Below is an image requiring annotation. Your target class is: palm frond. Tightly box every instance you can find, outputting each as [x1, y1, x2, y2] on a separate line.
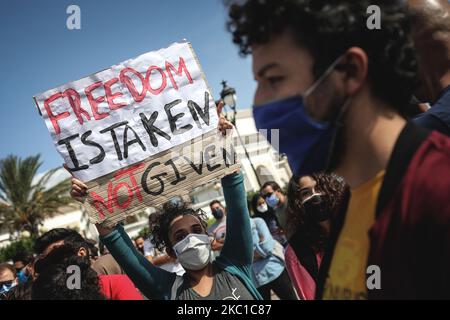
[0, 155, 72, 237]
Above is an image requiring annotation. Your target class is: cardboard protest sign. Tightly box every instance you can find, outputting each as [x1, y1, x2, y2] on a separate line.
[34, 41, 239, 226]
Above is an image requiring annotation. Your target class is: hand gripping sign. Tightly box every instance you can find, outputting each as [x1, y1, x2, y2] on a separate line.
[34, 41, 239, 226]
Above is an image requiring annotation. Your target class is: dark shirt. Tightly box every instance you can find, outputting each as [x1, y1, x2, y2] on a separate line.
[414, 85, 450, 136]
[177, 264, 254, 300]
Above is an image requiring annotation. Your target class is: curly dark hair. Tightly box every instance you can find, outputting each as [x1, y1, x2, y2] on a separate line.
[287, 172, 346, 251]
[150, 200, 209, 252]
[32, 244, 104, 300]
[227, 0, 418, 113]
[34, 228, 87, 254]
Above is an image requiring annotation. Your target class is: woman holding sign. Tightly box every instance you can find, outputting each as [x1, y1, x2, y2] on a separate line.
[70, 105, 262, 300]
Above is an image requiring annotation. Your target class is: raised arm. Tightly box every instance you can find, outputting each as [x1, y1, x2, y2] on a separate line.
[219, 171, 253, 267]
[99, 224, 176, 300]
[69, 176, 176, 300]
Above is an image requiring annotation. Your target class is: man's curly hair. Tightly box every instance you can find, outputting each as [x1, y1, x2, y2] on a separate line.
[32, 244, 104, 300]
[287, 172, 346, 251]
[226, 0, 418, 113]
[150, 200, 209, 251]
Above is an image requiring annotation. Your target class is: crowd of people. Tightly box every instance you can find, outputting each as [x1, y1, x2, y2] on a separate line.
[0, 170, 346, 300]
[2, 0, 450, 300]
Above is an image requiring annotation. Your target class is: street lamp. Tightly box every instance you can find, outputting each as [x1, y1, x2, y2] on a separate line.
[220, 80, 262, 188]
[220, 80, 237, 109]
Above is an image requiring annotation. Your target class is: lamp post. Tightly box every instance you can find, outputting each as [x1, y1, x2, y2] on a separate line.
[220, 81, 262, 188]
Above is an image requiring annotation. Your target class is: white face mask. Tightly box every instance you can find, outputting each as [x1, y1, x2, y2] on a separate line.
[173, 234, 211, 271]
[257, 203, 268, 213]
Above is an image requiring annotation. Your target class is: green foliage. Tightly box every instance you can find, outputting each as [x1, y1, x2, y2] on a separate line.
[138, 227, 150, 239]
[0, 154, 74, 237]
[0, 237, 35, 263]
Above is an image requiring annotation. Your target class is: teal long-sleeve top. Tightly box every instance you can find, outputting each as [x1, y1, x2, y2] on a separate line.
[100, 172, 262, 300]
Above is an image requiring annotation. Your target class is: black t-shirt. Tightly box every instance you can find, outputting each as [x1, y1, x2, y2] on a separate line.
[177, 265, 254, 300]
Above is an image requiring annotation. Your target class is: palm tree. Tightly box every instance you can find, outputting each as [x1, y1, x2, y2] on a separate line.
[0, 155, 74, 238]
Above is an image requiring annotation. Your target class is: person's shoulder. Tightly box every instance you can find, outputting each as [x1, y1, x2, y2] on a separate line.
[95, 253, 121, 265]
[252, 217, 266, 226]
[92, 253, 112, 268]
[207, 222, 217, 233]
[96, 253, 113, 261]
[98, 274, 112, 288]
[99, 274, 133, 288]
[99, 274, 120, 281]
[415, 131, 450, 172]
[406, 132, 450, 217]
[99, 274, 144, 300]
[414, 112, 450, 135]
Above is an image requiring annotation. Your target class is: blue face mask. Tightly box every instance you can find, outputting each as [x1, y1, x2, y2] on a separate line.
[253, 56, 350, 176]
[17, 268, 29, 283]
[0, 281, 16, 296]
[265, 193, 280, 208]
[212, 208, 224, 220]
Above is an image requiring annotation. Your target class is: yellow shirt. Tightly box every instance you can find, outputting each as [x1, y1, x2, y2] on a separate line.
[323, 171, 385, 300]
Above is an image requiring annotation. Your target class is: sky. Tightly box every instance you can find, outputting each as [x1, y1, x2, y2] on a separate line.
[0, 0, 256, 173]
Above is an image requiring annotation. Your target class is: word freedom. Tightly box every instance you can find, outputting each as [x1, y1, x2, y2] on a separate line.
[43, 56, 194, 135]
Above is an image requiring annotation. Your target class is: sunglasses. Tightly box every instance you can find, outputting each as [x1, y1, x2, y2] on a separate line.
[0, 280, 14, 287]
[262, 192, 274, 199]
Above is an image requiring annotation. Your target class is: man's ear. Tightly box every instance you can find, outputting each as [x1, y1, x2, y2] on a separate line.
[341, 47, 369, 96]
[78, 247, 88, 257]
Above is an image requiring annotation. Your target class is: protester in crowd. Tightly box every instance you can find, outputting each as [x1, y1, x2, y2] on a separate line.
[409, 0, 450, 135]
[0, 263, 18, 299]
[227, 0, 450, 299]
[251, 194, 287, 246]
[99, 241, 110, 255]
[286, 173, 346, 299]
[144, 213, 185, 277]
[91, 239, 125, 275]
[12, 252, 31, 273]
[134, 236, 145, 255]
[91, 251, 125, 275]
[12, 252, 33, 284]
[33, 228, 142, 299]
[34, 227, 85, 257]
[71, 173, 261, 300]
[260, 181, 289, 233]
[33, 242, 143, 300]
[3, 280, 33, 300]
[250, 216, 297, 300]
[86, 239, 99, 263]
[207, 200, 227, 253]
[32, 245, 105, 300]
[69, 109, 262, 300]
